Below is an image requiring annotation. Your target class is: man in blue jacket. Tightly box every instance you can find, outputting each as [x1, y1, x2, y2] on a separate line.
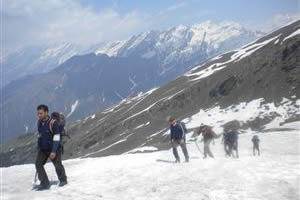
[35, 105, 67, 191]
[169, 117, 189, 163]
[226, 129, 239, 158]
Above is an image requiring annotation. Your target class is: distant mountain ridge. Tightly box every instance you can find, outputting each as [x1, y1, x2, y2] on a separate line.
[2, 21, 263, 87]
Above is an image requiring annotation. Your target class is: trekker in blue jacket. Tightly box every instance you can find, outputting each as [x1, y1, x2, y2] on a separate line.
[169, 117, 189, 163]
[225, 129, 239, 158]
[35, 105, 67, 191]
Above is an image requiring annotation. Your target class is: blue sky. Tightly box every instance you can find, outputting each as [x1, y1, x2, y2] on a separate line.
[3, 0, 300, 50]
[78, 0, 299, 27]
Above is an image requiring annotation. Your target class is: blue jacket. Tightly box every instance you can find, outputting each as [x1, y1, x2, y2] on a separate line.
[226, 131, 239, 144]
[37, 116, 61, 153]
[170, 122, 186, 141]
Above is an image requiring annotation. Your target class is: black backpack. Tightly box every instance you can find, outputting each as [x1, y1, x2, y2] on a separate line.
[50, 112, 70, 151]
[252, 135, 259, 143]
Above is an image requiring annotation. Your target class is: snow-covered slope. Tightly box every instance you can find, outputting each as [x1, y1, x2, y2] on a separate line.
[2, 128, 299, 200]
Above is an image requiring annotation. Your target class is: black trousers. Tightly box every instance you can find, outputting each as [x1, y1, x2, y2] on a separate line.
[172, 139, 189, 161]
[35, 150, 67, 185]
[253, 143, 260, 155]
[228, 141, 239, 158]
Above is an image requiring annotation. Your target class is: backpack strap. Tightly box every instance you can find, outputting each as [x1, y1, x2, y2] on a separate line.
[179, 123, 185, 137]
[37, 120, 41, 136]
[49, 119, 56, 134]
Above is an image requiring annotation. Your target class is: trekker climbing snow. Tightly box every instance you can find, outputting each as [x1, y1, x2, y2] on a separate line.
[221, 132, 231, 157]
[225, 129, 239, 158]
[197, 124, 220, 159]
[34, 105, 67, 191]
[252, 135, 260, 156]
[169, 117, 189, 163]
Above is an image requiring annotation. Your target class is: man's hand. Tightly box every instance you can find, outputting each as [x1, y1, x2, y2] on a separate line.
[179, 139, 185, 144]
[49, 152, 56, 160]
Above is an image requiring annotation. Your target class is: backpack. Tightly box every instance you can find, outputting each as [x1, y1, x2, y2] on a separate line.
[227, 131, 238, 143]
[178, 121, 188, 133]
[252, 135, 259, 143]
[200, 125, 219, 139]
[49, 112, 70, 151]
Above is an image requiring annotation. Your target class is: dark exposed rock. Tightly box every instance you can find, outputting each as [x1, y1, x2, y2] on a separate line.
[209, 76, 238, 98]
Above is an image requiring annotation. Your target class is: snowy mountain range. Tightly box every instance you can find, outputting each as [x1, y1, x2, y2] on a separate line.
[1, 20, 299, 167]
[1, 21, 264, 141]
[2, 21, 263, 87]
[96, 21, 264, 72]
[1, 42, 98, 87]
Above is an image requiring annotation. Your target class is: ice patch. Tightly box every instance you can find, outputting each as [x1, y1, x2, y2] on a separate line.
[278, 121, 300, 130]
[165, 89, 185, 100]
[95, 40, 126, 57]
[83, 139, 127, 158]
[283, 28, 300, 42]
[24, 125, 29, 133]
[185, 35, 280, 81]
[67, 100, 79, 118]
[147, 129, 167, 139]
[133, 122, 150, 130]
[129, 77, 138, 91]
[128, 146, 158, 153]
[209, 55, 223, 61]
[230, 35, 281, 62]
[142, 50, 156, 59]
[184, 98, 299, 133]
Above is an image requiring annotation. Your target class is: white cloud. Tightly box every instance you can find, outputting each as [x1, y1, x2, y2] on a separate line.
[166, 2, 186, 12]
[2, 0, 151, 50]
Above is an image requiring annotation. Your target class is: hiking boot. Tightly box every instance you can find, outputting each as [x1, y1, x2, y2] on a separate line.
[36, 184, 50, 191]
[175, 159, 181, 163]
[58, 181, 68, 187]
[185, 158, 189, 163]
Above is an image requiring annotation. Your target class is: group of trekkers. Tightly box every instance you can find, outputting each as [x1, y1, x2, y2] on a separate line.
[168, 117, 261, 163]
[33, 104, 261, 191]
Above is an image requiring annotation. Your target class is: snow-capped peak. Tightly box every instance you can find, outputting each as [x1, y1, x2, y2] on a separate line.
[94, 21, 263, 70]
[95, 40, 126, 57]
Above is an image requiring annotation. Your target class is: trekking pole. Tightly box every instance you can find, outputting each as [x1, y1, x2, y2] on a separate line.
[33, 171, 38, 185]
